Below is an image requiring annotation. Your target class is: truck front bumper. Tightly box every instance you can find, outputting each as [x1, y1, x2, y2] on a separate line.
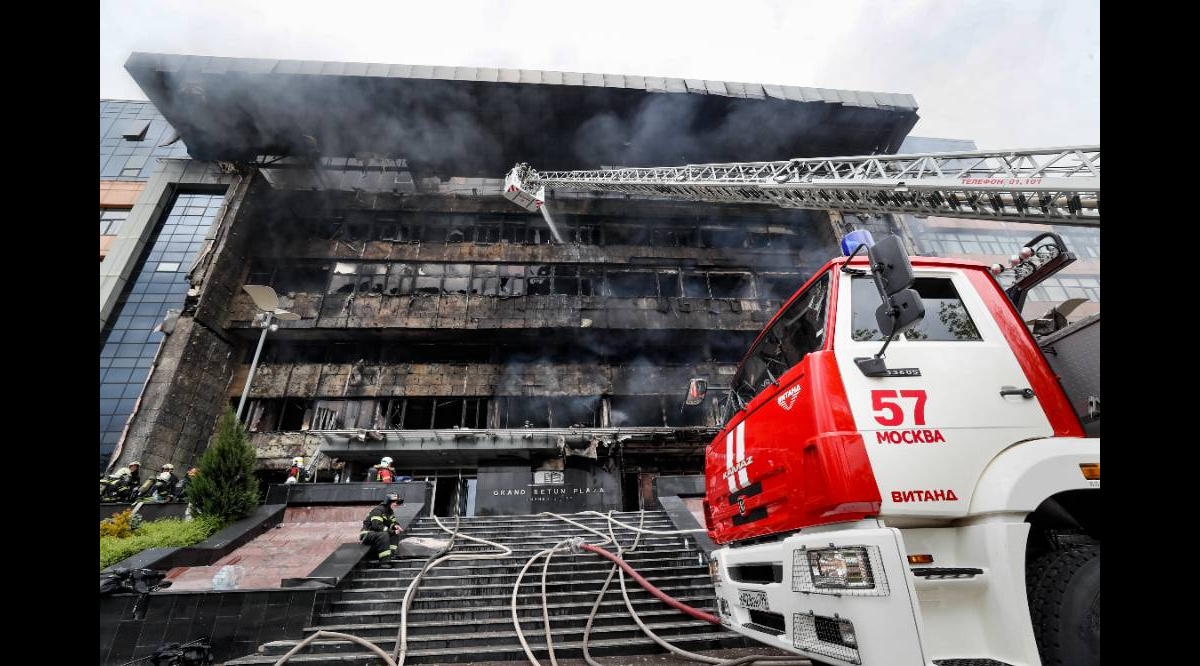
[711, 521, 927, 666]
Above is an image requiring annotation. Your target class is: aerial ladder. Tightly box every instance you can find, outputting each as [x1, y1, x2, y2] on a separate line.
[502, 145, 1101, 666]
[503, 145, 1099, 226]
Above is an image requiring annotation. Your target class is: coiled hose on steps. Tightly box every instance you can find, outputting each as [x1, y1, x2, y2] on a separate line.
[274, 508, 807, 666]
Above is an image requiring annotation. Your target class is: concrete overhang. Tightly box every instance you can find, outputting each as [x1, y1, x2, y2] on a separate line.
[307, 427, 718, 465]
[125, 53, 919, 177]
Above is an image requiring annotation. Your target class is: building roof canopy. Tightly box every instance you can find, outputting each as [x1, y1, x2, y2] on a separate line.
[125, 53, 919, 177]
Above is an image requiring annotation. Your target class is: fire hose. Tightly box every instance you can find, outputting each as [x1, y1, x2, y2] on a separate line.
[513, 511, 808, 666]
[274, 508, 805, 665]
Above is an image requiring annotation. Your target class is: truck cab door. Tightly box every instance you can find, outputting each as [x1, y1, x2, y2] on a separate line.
[833, 267, 1055, 518]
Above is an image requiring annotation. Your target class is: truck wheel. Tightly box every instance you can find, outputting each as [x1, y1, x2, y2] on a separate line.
[1026, 544, 1100, 666]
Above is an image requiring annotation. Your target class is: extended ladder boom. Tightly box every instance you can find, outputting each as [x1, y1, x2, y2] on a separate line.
[504, 146, 1099, 226]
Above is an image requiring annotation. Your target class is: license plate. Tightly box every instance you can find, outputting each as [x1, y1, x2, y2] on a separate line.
[738, 589, 769, 611]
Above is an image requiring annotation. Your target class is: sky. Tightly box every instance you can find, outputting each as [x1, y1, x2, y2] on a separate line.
[100, 0, 1099, 151]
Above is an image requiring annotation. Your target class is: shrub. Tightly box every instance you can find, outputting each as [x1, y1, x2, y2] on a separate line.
[99, 509, 135, 538]
[99, 515, 226, 570]
[188, 408, 260, 521]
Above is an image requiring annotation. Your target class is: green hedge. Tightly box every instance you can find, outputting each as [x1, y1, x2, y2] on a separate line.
[100, 515, 227, 570]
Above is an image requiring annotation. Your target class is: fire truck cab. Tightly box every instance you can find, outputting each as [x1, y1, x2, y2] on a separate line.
[700, 233, 1100, 666]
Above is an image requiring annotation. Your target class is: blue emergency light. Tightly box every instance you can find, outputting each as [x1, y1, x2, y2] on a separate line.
[841, 230, 875, 257]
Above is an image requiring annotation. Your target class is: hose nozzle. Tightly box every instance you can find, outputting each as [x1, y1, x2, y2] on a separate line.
[567, 537, 586, 553]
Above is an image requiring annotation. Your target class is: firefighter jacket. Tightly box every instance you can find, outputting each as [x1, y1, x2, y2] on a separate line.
[108, 467, 140, 487]
[362, 503, 397, 533]
[152, 471, 179, 494]
[368, 464, 396, 483]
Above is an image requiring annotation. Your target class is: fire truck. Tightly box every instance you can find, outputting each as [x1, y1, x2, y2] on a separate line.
[504, 146, 1100, 666]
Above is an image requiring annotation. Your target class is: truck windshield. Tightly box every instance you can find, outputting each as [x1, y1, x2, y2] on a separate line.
[726, 272, 830, 420]
[851, 276, 982, 342]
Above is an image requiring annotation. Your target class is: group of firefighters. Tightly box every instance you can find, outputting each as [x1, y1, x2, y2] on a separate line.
[103, 455, 414, 567]
[283, 456, 412, 485]
[99, 461, 197, 503]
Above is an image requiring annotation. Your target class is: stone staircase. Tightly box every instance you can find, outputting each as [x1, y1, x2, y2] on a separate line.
[226, 510, 748, 664]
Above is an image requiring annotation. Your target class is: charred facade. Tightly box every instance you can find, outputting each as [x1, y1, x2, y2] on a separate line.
[106, 54, 923, 515]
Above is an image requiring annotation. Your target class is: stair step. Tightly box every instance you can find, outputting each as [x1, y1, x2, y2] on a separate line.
[318, 594, 718, 624]
[227, 629, 746, 664]
[342, 573, 710, 595]
[346, 563, 706, 585]
[310, 607, 704, 636]
[330, 581, 713, 607]
[262, 619, 722, 655]
[348, 555, 706, 579]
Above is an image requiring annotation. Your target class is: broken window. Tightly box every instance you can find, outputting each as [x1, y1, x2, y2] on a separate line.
[386, 264, 414, 295]
[276, 266, 330, 293]
[415, 264, 443, 295]
[501, 397, 551, 428]
[471, 265, 498, 295]
[345, 223, 367, 242]
[575, 223, 598, 245]
[682, 272, 710, 298]
[652, 228, 683, 247]
[607, 270, 657, 297]
[502, 221, 527, 244]
[580, 267, 602, 296]
[310, 400, 344, 430]
[606, 224, 650, 246]
[475, 223, 501, 243]
[402, 398, 434, 429]
[609, 396, 665, 427]
[432, 398, 488, 428]
[376, 221, 399, 241]
[700, 227, 747, 249]
[121, 120, 150, 141]
[526, 265, 552, 296]
[423, 225, 447, 243]
[709, 272, 754, 299]
[657, 270, 681, 298]
[666, 395, 710, 427]
[278, 398, 309, 430]
[499, 265, 525, 296]
[361, 264, 387, 294]
[552, 265, 578, 295]
[548, 396, 600, 427]
[443, 264, 471, 294]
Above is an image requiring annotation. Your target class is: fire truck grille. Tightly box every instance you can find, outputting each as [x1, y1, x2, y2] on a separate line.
[792, 612, 862, 665]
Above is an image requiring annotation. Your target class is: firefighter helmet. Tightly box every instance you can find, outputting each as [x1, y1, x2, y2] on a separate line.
[162, 463, 174, 471]
[293, 457, 304, 465]
[385, 492, 400, 503]
[129, 461, 141, 468]
[381, 456, 393, 466]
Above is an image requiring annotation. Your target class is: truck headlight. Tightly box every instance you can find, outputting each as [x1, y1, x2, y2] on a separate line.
[807, 547, 875, 590]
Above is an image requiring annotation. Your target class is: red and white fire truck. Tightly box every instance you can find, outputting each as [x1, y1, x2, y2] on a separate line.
[698, 231, 1099, 666]
[504, 146, 1101, 666]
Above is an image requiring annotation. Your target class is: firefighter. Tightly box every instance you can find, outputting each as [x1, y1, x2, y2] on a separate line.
[175, 467, 198, 500]
[368, 456, 396, 483]
[141, 464, 179, 501]
[100, 461, 141, 501]
[359, 492, 404, 567]
[285, 457, 307, 484]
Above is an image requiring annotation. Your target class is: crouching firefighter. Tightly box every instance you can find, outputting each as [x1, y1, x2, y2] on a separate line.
[360, 492, 404, 567]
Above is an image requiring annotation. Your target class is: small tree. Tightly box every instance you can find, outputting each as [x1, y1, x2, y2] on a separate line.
[188, 408, 259, 521]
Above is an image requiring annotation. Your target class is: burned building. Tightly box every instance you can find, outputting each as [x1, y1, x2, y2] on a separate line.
[103, 53, 921, 515]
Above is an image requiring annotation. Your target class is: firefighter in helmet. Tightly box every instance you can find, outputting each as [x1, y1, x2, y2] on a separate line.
[100, 460, 141, 501]
[141, 464, 179, 501]
[368, 456, 396, 483]
[285, 457, 306, 484]
[359, 492, 404, 567]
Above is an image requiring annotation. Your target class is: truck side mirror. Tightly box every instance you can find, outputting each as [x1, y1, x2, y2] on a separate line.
[685, 378, 708, 406]
[875, 288, 925, 336]
[869, 235, 916, 296]
[855, 235, 926, 377]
